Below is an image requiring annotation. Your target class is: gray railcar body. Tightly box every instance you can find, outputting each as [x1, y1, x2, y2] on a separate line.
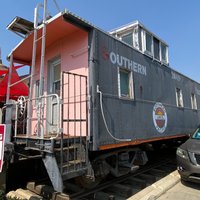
[88, 29, 200, 150]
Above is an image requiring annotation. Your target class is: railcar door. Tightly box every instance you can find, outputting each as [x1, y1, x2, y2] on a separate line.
[47, 58, 61, 135]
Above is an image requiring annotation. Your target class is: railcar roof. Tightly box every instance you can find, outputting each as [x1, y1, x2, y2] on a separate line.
[6, 9, 200, 84]
[8, 9, 169, 64]
[7, 10, 94, 65]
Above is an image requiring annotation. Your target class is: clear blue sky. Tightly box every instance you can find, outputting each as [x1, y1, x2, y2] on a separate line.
[0, 0, 199, 83]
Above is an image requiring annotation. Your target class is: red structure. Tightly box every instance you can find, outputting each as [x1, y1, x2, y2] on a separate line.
[0, 65, 29, 102]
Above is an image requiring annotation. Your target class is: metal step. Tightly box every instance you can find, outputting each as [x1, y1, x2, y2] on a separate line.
[61, 160, 88, 180]
[62, 167, 88, 180]
[55, 143, 86, 164]
[54, 144, 81, 152]
[61, 160, 86, 170]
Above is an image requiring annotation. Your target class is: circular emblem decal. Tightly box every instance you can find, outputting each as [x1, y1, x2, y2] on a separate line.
[153, 102, 167, 133]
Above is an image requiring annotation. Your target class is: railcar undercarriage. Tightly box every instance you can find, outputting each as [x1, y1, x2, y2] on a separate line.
[3, 140, 148, 191]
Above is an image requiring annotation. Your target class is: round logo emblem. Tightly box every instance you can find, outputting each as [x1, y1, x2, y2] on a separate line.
[153, 102, 167, 133]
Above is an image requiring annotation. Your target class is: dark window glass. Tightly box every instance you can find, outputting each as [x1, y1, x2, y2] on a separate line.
[53, 80, 60, 95]
[145, 32, 152, 53]
[153, 37, 160, 60]
[161, 43, 167, 63]
[191, 93, 197, 110]
[53, 64, 61, 95]
[122, 33, 133, 46]
[120, 70, 129, 97]
[176, 88, 184, 107]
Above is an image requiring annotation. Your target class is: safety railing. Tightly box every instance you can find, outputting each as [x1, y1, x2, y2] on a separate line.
[13, 94, 61, 140]
[61, 71, 88, 175]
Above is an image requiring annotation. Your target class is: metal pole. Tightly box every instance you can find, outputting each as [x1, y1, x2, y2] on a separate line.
[10, 74, 31, 87]
[5, 54, 13, 143]
[39, 0, 47, 98]
[38, 0, 47, 138]
[6, 54, 13, 104]
[60, 72, 64, 175]
[27, 4, 43, 136]
[53, 0, 60, 12]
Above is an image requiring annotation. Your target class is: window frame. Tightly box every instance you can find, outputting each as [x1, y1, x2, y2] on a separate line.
[143, 31, 153, 56]
[121, 32, 134, 47]
[133, 27, 140, 50]
[191, 93, 197, 110]
[153, 37, 160, 61]
[142, 29, 169, 65]
[161, 42, 168, 64]
[52, 63, 61, 95]
[118, 68, 134, 100]
[48, 58, 61, 96]
[176, 88, 184, 108]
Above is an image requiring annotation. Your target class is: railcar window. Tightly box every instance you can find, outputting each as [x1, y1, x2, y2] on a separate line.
[118, 68, 134, 99]
[53, 63, 61, 95]
[121, 33, 133, 46]
[191, 93, 197, 110]
[145, 31, 152, 55]
[153, 37, 160, 60]
[176, 88, 184, 107]
[161, 43, 168, 63]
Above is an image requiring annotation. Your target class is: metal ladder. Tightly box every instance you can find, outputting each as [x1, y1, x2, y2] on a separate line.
[27, 0, 47, 138]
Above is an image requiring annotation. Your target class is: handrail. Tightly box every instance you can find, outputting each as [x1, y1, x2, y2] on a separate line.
[12, 94, 61, 140]
[35, 93, 60, 139]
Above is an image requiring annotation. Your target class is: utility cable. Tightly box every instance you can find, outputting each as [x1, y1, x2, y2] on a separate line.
[97, 85, 131, 142]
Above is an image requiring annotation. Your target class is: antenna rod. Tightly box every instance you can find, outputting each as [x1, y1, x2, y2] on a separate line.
[53, 0, 60, 12]
[0, 48, 2, 64]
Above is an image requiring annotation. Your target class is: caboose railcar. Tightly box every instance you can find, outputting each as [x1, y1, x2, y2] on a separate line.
[1, 1, 200, 193]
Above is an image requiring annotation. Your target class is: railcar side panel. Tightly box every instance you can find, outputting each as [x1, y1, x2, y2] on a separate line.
[90, 30, 200, 149]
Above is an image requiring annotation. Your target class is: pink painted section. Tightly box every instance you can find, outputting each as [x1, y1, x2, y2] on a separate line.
[30, 27, 88, 137]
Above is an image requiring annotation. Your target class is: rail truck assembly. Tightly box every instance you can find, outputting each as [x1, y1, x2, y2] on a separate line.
[0, 0, 200, 193]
